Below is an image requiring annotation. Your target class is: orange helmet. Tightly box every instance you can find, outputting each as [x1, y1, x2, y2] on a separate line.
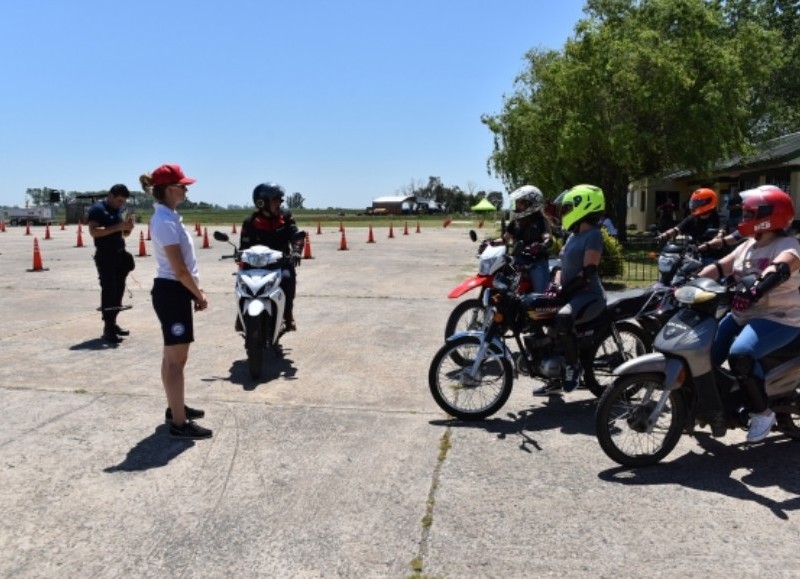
[689, 188, 718, 216]
[737, 186, 795, 237]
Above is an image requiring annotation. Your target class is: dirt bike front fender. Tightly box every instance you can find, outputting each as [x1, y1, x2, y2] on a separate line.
[446, 331, 513, 362]
[448, 276, 492, 299]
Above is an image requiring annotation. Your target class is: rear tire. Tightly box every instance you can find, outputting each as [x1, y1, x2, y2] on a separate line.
[428, 335, 513, 420]
[595, 372, 686, 467]
[584, 321, 651, 397]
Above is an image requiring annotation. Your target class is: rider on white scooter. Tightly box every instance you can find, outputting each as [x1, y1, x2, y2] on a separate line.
[698, 185, 800, 442]
[239, 182, 302, 331]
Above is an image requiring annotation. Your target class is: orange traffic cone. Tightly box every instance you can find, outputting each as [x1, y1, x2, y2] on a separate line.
[478, 218, 484, 228]
[44, 224, 51, 240]
[443, 216, 452, 228]
[196, 222, 202, 237]
[27, 237, 48, 272]
[202, 227, 210, 249]
[388, 223, 395, 238]
[138, 231, 148, 257]
[60, 222, 65, 231]
[339, 221, 344, 233]
[0, 220, 5, 232]
[317, 221, 322, 235]
[367, 225, 375, 243]
[75, 225, 84, 247]
[339, 228, 349, 251]
[232, 222, 237, 234]
[146, 224, 151, 240]
[416, 221, 421, 233]
[25, 221, 31, 235]
[303, 232, 314, 259]
[403, 221, 409, 235]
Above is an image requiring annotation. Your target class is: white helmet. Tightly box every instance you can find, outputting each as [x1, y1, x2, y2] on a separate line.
[509, 185, 544, 220]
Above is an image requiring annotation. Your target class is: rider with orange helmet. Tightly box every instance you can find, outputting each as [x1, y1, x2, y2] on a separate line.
[699, 185, 800, 443]
[659, 188, 723, 245]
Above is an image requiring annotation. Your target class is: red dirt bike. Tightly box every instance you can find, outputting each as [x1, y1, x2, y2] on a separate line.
[444, 230, 558, 340]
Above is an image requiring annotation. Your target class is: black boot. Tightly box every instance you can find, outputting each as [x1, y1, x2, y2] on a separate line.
[102, 323, 123, 343]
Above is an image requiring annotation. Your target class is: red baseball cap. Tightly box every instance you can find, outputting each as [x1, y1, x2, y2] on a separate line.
[151, 164, 196, 187]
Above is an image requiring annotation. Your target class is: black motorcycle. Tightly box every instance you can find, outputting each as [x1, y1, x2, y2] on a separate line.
[428, 264, 652, 420]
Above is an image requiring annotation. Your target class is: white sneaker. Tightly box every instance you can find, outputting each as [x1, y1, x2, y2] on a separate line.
[747, 410, 776, 443]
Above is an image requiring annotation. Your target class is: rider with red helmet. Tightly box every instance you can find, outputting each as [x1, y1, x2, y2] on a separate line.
[700, 186, 800, 442]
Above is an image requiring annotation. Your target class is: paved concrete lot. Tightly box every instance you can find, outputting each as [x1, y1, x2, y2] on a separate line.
[1, 221, 800, 577]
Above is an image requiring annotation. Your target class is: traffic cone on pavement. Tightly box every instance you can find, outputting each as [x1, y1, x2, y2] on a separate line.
[339, 228, 349, 251]
[146, 224, 151, 240]
[303, 232, 313, 259]
[75, 225, 84, 247]
[27, 237, 48, 272]
[388, 223, 395, 238]
[196, 222, 202, 237]
[232, 222, 237, 234]
[138, 231, 148, 257]
[403, 221, 409, 235]
[317, 221, 322, 235]
[443, 216, 452, 228]
[202, 227, 210, 249]
[44, 223, 51, 240]
[367, 225, 375, 243]
[25, 221, 31, 235]
[478, 218, 484, 228]
[0, 220, 5, 232]
[60, 222, 65, 231]
[416, 221, 421, 233]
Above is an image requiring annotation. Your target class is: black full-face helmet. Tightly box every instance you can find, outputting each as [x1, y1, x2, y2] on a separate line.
[253, 182, 285, 210]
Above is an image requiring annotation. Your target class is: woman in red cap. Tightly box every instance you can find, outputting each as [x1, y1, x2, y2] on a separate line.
[140, 164, 211, 439]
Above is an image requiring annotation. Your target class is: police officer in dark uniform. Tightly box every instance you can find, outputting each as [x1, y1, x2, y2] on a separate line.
[87, 184, 135, 343]
[240, 182, 301, 331]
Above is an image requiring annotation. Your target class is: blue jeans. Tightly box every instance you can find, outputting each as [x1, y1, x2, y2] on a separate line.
[526, 259, 551, 293]
[712, 313, 800, 378]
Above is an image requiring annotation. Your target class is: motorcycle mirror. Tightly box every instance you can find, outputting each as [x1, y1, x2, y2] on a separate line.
[213, 231, 230, 242]
[469, 230, 477, 242]
[292, 230, 307, 243]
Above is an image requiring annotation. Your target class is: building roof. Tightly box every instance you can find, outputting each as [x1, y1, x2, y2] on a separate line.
[662, 131, 800, 180]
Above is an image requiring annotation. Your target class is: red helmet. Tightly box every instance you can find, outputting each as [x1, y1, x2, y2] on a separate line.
[689, 188, 718, 216]
[737, 186, 795, 237]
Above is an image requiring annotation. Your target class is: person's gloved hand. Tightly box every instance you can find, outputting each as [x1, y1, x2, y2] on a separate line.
[732, 288, 758, 312]
[291, 252, 302, 267]
[529, 242, 546, 258]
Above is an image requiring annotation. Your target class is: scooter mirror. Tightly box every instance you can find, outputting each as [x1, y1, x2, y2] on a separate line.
[469, 230, 477, 242]
[292, 231, 307, 243]
[214, 231, 230, 242]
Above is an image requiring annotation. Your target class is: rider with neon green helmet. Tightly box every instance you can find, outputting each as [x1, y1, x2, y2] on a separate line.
[532, 184, 607, 395]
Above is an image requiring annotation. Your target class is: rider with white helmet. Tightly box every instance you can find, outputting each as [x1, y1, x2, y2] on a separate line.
[501, 185, 553, 293]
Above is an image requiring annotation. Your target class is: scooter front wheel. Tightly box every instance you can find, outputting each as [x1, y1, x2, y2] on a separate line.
[595, 372, 686, 467]
[245, 315, 264, 379]
[428, 335, 513, 421]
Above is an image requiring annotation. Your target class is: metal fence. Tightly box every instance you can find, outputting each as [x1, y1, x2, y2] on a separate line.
[606, 237, 660, 282]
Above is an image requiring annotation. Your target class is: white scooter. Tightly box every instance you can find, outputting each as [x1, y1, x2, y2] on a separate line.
[214, 231, 304, 379]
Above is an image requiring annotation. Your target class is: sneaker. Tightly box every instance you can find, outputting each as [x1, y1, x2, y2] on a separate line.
[563, 364, 583, 393]
[165, 405, 205, 422]
[113, 325, 130, 336]
[533, 383, 563, 396]
[747, 410, 776, 443]
[169, 420, 213, 439]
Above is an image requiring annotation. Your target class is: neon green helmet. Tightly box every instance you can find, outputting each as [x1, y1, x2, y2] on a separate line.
[559, 184, 605, 231]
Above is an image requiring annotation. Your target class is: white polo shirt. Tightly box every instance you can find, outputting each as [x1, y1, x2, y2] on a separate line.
[150, 203, 200, 285]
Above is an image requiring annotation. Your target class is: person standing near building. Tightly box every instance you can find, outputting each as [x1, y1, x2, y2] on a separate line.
[87, 184, 135, 343]
[140, 164, 211, 439]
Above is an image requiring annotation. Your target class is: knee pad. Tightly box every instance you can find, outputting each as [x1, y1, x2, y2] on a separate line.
[554, 314, 574, 336]
[728, 353, 755, 378]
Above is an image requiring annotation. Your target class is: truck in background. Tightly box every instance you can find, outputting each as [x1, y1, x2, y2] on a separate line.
[3, 206, 57, 226]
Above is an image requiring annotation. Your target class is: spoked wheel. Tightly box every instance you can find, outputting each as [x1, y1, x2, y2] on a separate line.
[584, 321, 651, 397]
[444, 298, 486, 339]
[245, 315, 264, 379]
[428, 335, 513, 421]
[595, 372, 686, 467]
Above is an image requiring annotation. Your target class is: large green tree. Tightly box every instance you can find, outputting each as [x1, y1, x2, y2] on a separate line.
[483, 0, 785, 238]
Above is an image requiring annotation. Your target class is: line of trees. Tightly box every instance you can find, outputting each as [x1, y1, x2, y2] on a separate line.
[482, 0, 800, 240]
[398, 177, 504, 214]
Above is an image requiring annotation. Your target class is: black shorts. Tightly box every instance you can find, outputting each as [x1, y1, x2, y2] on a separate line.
[151, 278, 194, 345]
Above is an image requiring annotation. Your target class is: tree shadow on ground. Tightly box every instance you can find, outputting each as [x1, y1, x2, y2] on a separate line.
[598, 433, 800, 519]
[104, 424, 194, 472]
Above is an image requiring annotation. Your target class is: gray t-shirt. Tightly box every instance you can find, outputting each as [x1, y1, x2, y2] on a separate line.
[560, 226, 605, 297]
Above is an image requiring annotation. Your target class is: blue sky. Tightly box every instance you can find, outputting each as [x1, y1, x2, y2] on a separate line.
[0, 1, 587, 209]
